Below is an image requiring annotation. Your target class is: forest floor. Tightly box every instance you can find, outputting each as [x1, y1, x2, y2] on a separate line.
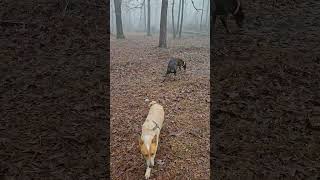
[110, 34, 210, 179]
[212, 0, 320, 179]
[2, 0, 319, 179]
[1, 1, 108, 179]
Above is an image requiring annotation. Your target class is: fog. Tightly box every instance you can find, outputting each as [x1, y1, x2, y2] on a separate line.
[110, 0, 210, 36]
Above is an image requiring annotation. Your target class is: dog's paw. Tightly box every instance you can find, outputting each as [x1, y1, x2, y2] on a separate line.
[145, 167, 151, 179]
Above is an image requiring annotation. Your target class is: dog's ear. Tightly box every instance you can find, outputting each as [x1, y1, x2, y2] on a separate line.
[151, 135, 157, 144]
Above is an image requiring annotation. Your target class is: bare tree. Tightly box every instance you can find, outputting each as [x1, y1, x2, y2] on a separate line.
[147, 0, 151, 36]
[178, 0, 185, 38]
[172, 0, 176, 38]
[176, 0, 182, 36]
[205, 0, 209, 29]
[110, 1, 115, 34]
[128, 10, 131, 28]
[139, 1, 143, 28]
[114, 0, 125, 39]
[200, 0, 205, 30]
[159, 0, 168, 48]
[144, 0, 146, 31]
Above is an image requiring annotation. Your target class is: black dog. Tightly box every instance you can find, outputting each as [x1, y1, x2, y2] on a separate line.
[162, 58, 186, 82]
[213, 0, 245, 34]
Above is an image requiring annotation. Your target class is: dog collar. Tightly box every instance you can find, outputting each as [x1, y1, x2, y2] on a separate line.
[152, 121, 160, 131]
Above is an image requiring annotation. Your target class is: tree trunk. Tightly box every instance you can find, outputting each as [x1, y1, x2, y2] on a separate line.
[128, 11, 131, 30]
[172, 0, 176, 38]
[144, 0, 146, 32]
[147, 0, 151, 36]
[114, 0, 125, 39]
[110, 2, 114, 34]
[176, 0, 182, 36]
[178, 0, 184, 38]
[200, 0, 205, 31]
[205, 0, 209, 30]
[159, 0, 168, 48]
[140, 2, 143, 29]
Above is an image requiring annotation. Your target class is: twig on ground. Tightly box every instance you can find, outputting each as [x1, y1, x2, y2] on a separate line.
[0, 20, 25, 25]
[169, 130, 185, 137]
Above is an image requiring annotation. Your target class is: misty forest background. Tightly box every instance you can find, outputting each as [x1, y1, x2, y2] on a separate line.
[110, 0, 210, 46]
[110, 0, 211, 179]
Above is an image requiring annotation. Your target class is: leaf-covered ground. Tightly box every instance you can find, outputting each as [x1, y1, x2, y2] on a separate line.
[110, 34, 210, 179]
[212, 0, 320, 178]
[1, 1, 108, 178]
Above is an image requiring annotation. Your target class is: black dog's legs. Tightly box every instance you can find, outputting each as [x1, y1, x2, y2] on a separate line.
[164, 71, 169, 77]
[220, 16, 230, 34]
[173, 71, 177, 81]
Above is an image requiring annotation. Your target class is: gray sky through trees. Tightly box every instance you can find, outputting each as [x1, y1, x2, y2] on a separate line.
[110, 0, 210, 36]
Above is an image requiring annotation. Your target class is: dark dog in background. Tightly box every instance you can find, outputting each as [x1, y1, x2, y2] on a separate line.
[162, 58, 186, 82]
[213, 0, 245, 33]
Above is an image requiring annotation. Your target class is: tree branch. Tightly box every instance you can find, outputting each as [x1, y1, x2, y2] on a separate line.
[125, 0, 145, 10]
[190, 0, 203, 12]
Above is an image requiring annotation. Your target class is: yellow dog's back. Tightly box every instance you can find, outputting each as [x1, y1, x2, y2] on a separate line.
[145, 101, 164, 130]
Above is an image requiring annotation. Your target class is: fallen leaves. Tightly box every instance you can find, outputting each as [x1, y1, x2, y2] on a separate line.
[212, 0, 320, 177]
[111, 33, 210, 179]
